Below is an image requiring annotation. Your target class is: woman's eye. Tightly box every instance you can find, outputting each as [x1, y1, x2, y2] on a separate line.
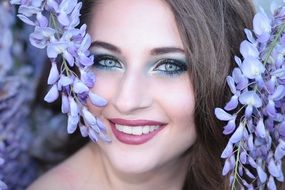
[93, 55, 122, 70]
[153, 59, 187, 76]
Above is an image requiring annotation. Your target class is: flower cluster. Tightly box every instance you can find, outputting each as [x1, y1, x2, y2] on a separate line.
[215, 3, 285, 190]
[0, 2, 39, 189]
[10, 0, 111, 143]
[0, 1, 14, 79]
[0, 77, 39, 190]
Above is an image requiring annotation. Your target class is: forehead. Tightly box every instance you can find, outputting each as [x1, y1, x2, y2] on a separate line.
[88, 0, 184, 50]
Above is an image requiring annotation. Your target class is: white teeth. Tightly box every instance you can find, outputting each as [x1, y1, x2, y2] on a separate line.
[132, 127, 143, 135]
[115, 124, 160, 135]
[142, 126, 150, 134]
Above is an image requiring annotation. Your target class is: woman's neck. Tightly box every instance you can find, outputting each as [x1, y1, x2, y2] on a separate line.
[87, 143, 189, 190]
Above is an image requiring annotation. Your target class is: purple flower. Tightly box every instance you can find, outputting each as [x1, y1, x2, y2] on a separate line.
[29, 26, 56, 49]
[239, 91, 262, 108]
[10, 0, 112, 145]
[274, 140, 285, 160]
[215, 3, 285, 189]
[240, 40, 259, 58]
[44, 84, 59, 103]
[61, 94, 69, 113]
[253, 11, 271, 39]
[256, 119, 266, 138]
[214, 108, 234, 121]
[89, 91, 108, 107]
[268, 158, 280, 178]
[221, 142, 233, 159]
[229, 123, 244, 144]
[47, 61, 59, 85]
[267, 175, 277, 190]
[257, 165, 267, 183]
[240, 57, 265, 79]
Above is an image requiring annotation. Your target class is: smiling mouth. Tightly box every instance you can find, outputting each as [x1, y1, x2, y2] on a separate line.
[109, 118, 166, 145]
[115, 125, 161, 135]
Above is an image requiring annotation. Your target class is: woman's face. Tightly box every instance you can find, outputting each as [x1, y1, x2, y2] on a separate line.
[88, 0, 197, 174]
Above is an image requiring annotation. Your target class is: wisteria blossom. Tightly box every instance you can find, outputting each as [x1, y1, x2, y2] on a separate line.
[0, 1, 40, 189]
[10, 0, 110, 144]
[215, 3, 285, 190]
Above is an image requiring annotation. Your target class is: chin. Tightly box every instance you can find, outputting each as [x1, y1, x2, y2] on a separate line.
[102, 143, 161, 175]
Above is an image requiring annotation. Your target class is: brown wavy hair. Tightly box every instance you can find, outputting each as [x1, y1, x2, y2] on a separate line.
[80, 0, 255, 189]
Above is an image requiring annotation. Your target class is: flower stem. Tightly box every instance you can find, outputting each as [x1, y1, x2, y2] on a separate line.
[63, 59, 70, 77]
[50, 13, 61, 39]
[231, 141, 242, 190]
[263, 22, 285, 65]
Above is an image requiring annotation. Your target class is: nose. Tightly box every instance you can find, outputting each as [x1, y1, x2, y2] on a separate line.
[112, 71, 152, 114]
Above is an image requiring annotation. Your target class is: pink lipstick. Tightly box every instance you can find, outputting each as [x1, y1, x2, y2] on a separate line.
[109, 118, 166, 145]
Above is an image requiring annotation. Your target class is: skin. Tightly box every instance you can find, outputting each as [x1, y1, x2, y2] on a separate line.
[28, 0, 197, 189]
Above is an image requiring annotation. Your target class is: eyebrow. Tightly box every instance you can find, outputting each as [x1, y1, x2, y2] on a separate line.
[90, 41, 185, 55]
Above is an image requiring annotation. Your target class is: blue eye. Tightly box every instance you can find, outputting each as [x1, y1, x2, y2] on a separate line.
[154, 59, 187, 76]
[93, 54, 122, 70]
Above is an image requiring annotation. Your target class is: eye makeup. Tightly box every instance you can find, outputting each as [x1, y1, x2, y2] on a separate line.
[92, 54, 123, 71]
[91, 52, 188, 78]
[152, 58, 188, 77]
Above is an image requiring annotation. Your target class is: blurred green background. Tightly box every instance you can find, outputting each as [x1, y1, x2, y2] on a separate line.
[253, 0, 283, 13]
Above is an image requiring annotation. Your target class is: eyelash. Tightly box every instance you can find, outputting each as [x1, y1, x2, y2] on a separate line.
[93, 54, 123, 71]
[92, 54, 188, 76]
[153, 59, 188, 76]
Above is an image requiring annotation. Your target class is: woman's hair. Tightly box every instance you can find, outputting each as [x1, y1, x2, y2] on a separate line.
[80, 0, 255, 189]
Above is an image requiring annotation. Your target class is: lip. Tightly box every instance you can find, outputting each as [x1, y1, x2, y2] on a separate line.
[109, 118, 166, 126]
[109, 118, 166, 145]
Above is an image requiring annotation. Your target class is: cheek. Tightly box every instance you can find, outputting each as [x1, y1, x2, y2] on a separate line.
[86, 71, 119, 118]
[91, 71, 121, 103]
[152, 77, 195, 122]
[152, 77, 196, 143]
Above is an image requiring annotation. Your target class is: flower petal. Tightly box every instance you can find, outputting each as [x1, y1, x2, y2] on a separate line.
[96, 118, 107, 131]
[222, 159, 232, 176]
[47, 62, 59, 85]
[221, 142, 233, 158]
[89, 91, 108, 107]
[214, 108, 233, 121]
[271, 85, 285, 101]
[244, 28, 256, 44]
[229, 123, 244, 144]
[245, 168, 255, 179]
[63, 50, 74, 67]
[79, 123, 88, 137]
[224, 95, 238, 111]
[88, 127, 99, 143]
[279, 122, 285, 137]
[36, 12, 48, 27]
[61, 94, 70, 113]
[266, 100, 276, 117]
[241, 57, 265, 79]
[69, 97, 79, 117]
[67, 115, 79, 134]
[57, 12, 70, 26]
[240, 40, 259, 58]
[17, 14, 35, 26]
[226, 76, 236, 94]
[253, 12, 271, 36]
[267, 175, 277, 190]
[256, 119, 266, 138]
[257, 165, 267, 183]
[274, 140, 285, 160]
[223, 119, 236, 135]
[268, 159, 280, 178]
[44, 84, 59, 103]
[239, 91, 262, 108]
[73, 80, 89, 94]
[240, 151, 247, 164]
[82, 107, 96, 126]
